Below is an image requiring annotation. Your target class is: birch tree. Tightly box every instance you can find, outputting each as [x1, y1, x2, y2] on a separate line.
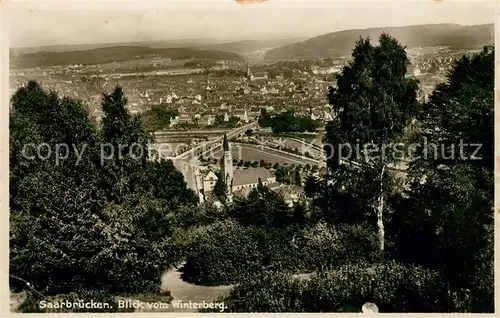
[323, 34, 419, 251]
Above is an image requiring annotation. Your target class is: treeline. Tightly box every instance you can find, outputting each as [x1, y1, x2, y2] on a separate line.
[201, 69, 247, 77]
[259, 109, 319, 133]
[265, 59, 339, 77]
[206, 114, 240, 129]
[184, 59, 219, 68]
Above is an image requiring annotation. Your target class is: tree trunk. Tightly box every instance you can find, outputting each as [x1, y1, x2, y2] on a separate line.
[376, 165, 386, 251]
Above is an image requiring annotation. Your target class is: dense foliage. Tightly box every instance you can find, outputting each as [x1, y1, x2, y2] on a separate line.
[9, 34, 494, 314]
[208, 261, 449, 312]
[181, 215, 381, 286]
[10, 82, 196, 303]
[195, 40, 494, 313]
[259, 109, 319, 133]
[388, 46, 494, 312]
[140, 105, 179, 132]
[231, 181, 295, 227]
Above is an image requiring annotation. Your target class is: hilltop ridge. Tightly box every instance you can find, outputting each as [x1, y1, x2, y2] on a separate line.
[264, 23, 494, 60]
[10, 46, 245, 69]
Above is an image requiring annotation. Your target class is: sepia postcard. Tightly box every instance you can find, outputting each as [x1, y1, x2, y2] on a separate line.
[1, 0, 498, 315]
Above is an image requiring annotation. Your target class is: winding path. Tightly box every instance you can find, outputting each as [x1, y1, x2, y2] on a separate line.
[160, 265, 233, 312]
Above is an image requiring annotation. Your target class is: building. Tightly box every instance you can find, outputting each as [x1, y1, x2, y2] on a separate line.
[220, 134, 234, 202]
[233, 109, 249, 123]
[203, 171, 218, 193]
[202, 136, 273, 199]
[232, 167, 276, 192]
[246, 63, 268, 82]
[272, 184, 305, 207]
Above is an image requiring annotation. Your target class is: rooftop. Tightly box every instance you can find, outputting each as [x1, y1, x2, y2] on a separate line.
[232, 167, 274, 187]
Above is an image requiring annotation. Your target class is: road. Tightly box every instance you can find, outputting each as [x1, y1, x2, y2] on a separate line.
[286, 137, 323, 152]
[154, 129, 234, 137]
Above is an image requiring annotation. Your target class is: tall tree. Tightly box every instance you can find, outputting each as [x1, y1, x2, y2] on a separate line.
[324, 34, 419, 251]
[294, 168, 302, 186]
[10, 82, 195, 300]
[303, 176, 318, 199]
[232, 181, 292, 227]
[389, 46, 494, 312]
[213, 172, 228, 201]
[99, 86, 150, 202]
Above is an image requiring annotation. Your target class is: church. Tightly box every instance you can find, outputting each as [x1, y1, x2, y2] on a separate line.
[202, 135, 304, 206]
[203, 135, 276, 201]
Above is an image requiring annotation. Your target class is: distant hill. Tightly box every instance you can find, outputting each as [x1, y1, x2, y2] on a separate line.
[10, 39, 226, 56]
[11, 46, 245, 69]
[264, 24, 494, 61]
[197, 39, 305, 53]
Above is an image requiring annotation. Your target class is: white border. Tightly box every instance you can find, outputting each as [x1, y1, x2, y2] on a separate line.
[1, 1, 498, 317]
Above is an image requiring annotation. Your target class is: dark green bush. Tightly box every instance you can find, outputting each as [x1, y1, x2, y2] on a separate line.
[297, 222, 381, 271]
[247, 226, 301, 273]
[215, 261, 448, 312]
[203, 271, 308, 312]
[181, 220, 264, 285]
[305, 261, 447, 312]
[182, 220, 383, 286]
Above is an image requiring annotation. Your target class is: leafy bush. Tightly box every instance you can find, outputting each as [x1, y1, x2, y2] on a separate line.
[181, 220, 264, 286]
[180, 218, 306, 285]
[259, 110, 318, 133]
[297, 222, 381, 271]
[231, 183, 294, 228]
[203, 271, 308, 313]
[247, 226, 301, 273]
[306, 261, 447, 312]
[140, 106, 179, 132]
[215, 261, 448, 312]
[181, 217, 383, 286]
[181, 217, 384, 286]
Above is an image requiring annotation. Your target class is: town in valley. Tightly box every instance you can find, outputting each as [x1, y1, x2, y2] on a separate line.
[8, 4, 495, 313]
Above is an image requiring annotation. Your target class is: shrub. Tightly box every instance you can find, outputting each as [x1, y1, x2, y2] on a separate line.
[181, 219, 303, 285]
[306, 261, 447, 312]
[297, 222, 381, 271]
[249, 226, 301, 273]
[231, 183, 294, 228]
[216, 261, 448, 312]
[204, 271, 308, 312]
[181, 220, 264, 286]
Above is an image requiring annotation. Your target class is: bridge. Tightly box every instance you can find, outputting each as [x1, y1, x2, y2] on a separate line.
[173, 122, 258, 161]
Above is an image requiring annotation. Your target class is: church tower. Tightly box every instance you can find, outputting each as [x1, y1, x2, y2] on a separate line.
[220, 134, 234, 199]
[246, 62, 252, 80]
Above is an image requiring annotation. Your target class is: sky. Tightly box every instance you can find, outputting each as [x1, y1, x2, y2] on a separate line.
[5, 0, 497, 48]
